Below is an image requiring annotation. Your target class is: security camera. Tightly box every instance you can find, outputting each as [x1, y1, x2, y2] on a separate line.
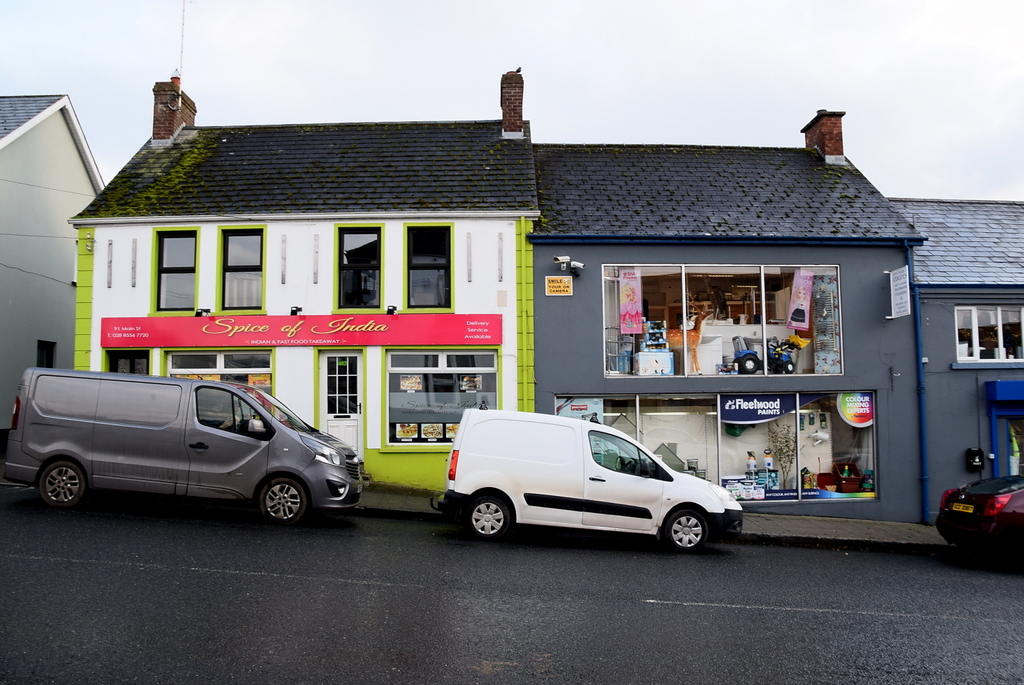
[570, 261, 585, 270]
[553, 256, 570, 263]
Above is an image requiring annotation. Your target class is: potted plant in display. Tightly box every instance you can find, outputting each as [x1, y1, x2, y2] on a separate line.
[768, 422, 796, 489]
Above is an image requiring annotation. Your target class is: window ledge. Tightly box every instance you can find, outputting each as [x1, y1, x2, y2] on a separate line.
[952, 361, 1024, 369]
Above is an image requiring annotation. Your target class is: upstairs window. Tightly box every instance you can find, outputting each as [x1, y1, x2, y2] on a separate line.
[956, 306, 1023, 361]
[157, 231, 196, 311]
[603, 264, 842, 377]
[338, 228, 381, 309]
[407, 226, 450, 308]
[222, 230, 263, 310]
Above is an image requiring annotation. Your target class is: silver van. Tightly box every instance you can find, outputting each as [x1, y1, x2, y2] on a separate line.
[4, 368, 362, 524]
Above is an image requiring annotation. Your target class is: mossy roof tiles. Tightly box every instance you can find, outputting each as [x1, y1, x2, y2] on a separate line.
[532, 144, 918, 240]
[77, 121, 537, 218]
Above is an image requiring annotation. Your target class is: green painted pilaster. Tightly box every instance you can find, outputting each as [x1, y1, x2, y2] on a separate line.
[75, 228, 95, 370]
[516, 217, 536, 412]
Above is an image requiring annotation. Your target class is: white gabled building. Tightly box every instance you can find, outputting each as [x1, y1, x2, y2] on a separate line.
[0, 95, 103, 433]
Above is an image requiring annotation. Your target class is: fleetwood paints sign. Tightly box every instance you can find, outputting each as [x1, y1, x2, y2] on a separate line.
[101, 314, 502, 348]
[719, 394, 796, 424]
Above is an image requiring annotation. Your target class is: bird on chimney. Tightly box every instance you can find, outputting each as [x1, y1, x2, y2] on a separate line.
[515, 67, 521, 73]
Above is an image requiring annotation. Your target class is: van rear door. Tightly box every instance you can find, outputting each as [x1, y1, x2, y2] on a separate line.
[582, 429, 665, 532]
[184, 386, 271, 499]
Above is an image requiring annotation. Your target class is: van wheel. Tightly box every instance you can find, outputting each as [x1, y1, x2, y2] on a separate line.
[467, 495, 512, 540]
[259, 477, 308, 525]
[39, 461, 86, 508]
[663, 509, 708, 551]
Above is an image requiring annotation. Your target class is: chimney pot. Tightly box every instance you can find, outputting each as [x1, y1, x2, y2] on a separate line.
[500, 70, 525, 139]
[801, 110, 846, 165]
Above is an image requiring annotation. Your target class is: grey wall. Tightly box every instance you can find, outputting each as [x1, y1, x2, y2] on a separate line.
[530, 241, 924, 523]
[918, 288, 1024, 521]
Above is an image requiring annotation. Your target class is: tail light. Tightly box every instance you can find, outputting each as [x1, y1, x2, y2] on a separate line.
[447, 450, 459, 482]
[11, 396, 20, 431]
[983, 493, 1013, 517]
[939, 487, 959, 510]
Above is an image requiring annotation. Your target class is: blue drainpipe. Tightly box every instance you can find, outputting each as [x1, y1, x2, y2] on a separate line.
[905, 240, 930, 523]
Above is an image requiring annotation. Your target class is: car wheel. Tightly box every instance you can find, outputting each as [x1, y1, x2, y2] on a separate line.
[259, 477, 308, 525]
[38, 460, 86, 508]
[782, 360, 795, 374]
[663, 508, 708, 551]
[467, 494, 512, 540]
[737, 356, 760, 374]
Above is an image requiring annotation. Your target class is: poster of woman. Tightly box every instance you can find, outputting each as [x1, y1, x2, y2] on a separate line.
[786, 268, 814, 331]
[619, 269, 643, 334]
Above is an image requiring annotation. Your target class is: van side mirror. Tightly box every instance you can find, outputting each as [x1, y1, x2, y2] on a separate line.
[248, 418, 267, 435]
[639, 460, 652, 478]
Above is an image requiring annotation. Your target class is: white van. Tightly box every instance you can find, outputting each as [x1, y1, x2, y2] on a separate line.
[4, 368, 363, 524]
[437, 409, 742, 551]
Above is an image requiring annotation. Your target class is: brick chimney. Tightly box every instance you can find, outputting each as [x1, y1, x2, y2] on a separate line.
[801, 110, 846, 165]
[500, 70, 524, 139]
[151, 72, 197, 146]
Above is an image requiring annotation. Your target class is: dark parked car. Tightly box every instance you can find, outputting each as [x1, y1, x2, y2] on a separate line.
[937, 476, 1024, 548]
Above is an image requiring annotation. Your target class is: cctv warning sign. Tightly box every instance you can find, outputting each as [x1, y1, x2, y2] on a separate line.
[545, 276, 573, 296]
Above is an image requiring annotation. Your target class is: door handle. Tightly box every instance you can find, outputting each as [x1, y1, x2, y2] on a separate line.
[189, 442, 209, 451]
[589, 476, 606, 482]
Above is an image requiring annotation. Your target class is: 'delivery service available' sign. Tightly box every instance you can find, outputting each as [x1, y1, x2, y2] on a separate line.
[101, 314, 502, 348]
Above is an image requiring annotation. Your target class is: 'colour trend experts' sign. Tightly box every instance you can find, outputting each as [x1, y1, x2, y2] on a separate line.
[838, 392, 874, 427]
[101, 314, 502, 348]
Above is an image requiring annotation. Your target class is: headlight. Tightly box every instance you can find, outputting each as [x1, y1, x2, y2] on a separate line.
[710, 483, 737, 505]
[302, 436, 342, 466]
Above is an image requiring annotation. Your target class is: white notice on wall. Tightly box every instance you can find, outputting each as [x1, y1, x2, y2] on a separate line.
[888, 265, 911, 319]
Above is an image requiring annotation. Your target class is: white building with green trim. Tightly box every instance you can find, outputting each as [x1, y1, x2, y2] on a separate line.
[70, 74, 537, 490]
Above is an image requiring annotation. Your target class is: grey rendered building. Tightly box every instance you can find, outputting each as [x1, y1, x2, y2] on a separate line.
[529, 112, 930, 523]
[893, 198, 1024, 520]
[0, 96, 103, 443]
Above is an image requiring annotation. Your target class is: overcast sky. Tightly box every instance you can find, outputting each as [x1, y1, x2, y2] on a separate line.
[4, 0, 1023, 202]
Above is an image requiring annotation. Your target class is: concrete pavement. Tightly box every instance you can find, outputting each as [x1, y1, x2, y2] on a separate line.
[1, 459, 948, 554]
[355, 482, 950, 555]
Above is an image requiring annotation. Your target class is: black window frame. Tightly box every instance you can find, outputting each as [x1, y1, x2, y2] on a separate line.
[221, 229, 264, 311]
[156, 231, 197, 312]
[406, 226, 451, 309]
[338, 227, 382, 309]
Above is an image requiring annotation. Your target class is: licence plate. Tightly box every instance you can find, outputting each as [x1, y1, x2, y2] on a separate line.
[951, 502, 974, 513]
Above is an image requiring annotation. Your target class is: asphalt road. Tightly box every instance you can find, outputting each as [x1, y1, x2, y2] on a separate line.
[1, 485, 1023, 685]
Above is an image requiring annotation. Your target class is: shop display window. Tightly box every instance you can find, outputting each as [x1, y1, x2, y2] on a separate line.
[555, 391, 875, 503]
[168, 350, 272, 387]
[956, 306, 1023, 361]
[638, 396, 719, 484]
[602, 265, 841, 377]
[386, 350, 496, 444]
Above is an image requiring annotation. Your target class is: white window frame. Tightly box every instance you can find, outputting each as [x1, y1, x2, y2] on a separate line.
[955, 306, 1024, 362]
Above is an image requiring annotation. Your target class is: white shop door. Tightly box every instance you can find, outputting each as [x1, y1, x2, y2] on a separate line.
[319, 352, 362, 457]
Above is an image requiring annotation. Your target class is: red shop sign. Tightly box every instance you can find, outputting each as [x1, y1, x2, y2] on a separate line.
[101, 314, 502, 348]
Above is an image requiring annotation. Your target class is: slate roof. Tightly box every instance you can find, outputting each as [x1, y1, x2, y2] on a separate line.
[76, 121, 537, 219]
[532, 144, 919, 240]
[891, 198, 1024, 285]
[0, 95, 63, 139]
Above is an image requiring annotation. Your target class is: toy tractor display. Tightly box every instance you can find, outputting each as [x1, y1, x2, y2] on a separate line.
[767, 335, 809, 374]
